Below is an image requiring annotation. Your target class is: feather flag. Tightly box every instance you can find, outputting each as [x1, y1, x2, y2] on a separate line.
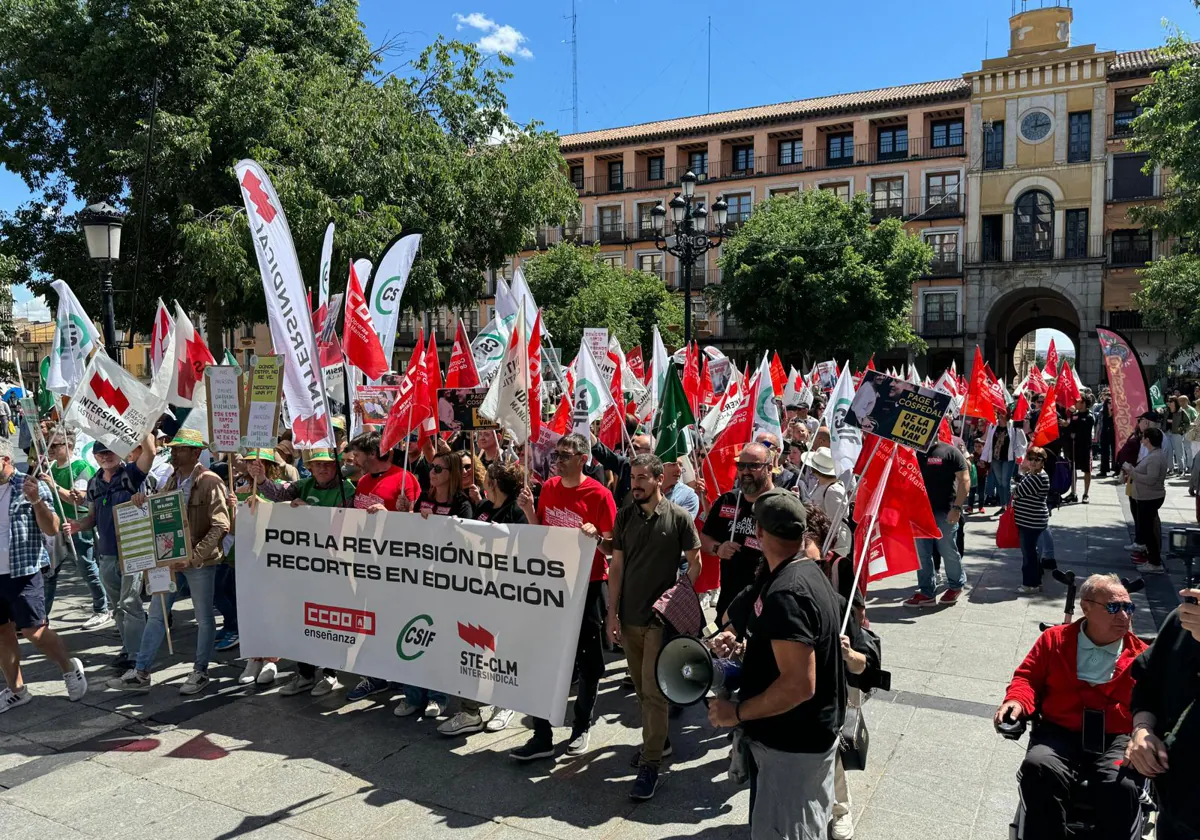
[343, 261, 390, 381]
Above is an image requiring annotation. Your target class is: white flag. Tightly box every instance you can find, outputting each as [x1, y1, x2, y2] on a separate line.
[700, 376, 744, 446]
[906, 364, 921, 386]
[608, 334, 646, 400]
[318, 222, 335, 310]
[235, 159, 334, 448]
[368, 234, 421, 366]
[471, 315, 511, 385]
[149, 299, 174, 378]
[47, 280, 103, 395]
[509, 266, 543, 337]
[481, 310, 531, 444]
[643, 324, 670, 422]
[572, 336, 615, 438]
[752, 353, 783, 442]
[494, 275, 519, 327]
[783, 365, 813, 409]
[821, 363, 862, 479]
[64, 353, 168, 459]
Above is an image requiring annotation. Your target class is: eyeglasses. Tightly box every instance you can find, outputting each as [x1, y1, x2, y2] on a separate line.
[735, 462, 767, 471]
[1083, 598, 1136, 615]
[430, 465, 448, 474]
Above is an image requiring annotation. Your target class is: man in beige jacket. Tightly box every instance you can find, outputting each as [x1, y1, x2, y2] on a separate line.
[108, 429, 230, 696]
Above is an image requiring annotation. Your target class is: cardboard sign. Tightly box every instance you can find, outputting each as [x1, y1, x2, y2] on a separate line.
[845, 370, 952, 453]
[113, 501, 156, 575]
[146, 567, 176, 595]
[243, 356, 284, 449]
[113, 490, 193, 574]
[206, 365, 243, 453]
[437, 387, 498, 432]
[583, 328, 609, 367]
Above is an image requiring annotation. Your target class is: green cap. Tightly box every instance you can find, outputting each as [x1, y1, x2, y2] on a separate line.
[752, 488, 808, 541]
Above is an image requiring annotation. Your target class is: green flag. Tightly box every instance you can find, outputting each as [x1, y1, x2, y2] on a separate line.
[1150, 379, 1166, 410]
[653, 365, 696, 462]
[36, 356, 54, 417]
[223, 350, 242, 375]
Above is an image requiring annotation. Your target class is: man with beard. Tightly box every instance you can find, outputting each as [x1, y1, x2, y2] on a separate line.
[607, 454, 701, 799]
[700, 443, 776, 622]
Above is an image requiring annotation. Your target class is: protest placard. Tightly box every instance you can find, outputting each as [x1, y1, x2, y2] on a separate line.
[437, 387, 498, 432]
[582, 328, 608, 367]
[355, 385, 400, 428]
[150, 491, 193, 567]
[206, 365, 242, 453]
[845, 370, 952, 453]
[243, 355, 283, 449]
[114, 501, 156, 575]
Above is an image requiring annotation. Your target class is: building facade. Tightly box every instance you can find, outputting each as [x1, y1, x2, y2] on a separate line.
[508, 2, 1192, 388]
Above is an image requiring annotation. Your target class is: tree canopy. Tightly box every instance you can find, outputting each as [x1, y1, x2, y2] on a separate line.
[521, 243, 683, 355]
[0, 0, 578, 356]
[712, 190, 929, 366]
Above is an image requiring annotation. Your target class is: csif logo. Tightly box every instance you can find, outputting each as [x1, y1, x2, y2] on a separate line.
[396, 614, 436, 661]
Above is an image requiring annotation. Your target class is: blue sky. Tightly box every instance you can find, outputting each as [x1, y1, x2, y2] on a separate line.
[6, 0, 1196, 326]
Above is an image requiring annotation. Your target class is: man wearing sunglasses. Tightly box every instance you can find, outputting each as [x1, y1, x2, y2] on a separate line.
[995, 574, 1149, 840]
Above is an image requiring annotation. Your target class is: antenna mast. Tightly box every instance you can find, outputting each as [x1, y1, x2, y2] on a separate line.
[571, 0, 579, 132]
[707, 17, 712, 114]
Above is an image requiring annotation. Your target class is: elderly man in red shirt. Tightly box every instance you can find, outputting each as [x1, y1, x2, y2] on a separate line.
[994, 574, 1148, 840]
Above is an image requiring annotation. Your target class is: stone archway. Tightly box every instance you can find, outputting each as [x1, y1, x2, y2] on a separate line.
[984, 287, 1079, 387]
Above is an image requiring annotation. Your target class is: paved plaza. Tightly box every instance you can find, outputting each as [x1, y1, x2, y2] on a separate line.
[1, 473, 1193, 840]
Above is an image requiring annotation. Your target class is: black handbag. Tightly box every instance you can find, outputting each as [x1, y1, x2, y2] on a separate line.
[839, 702, 869, 771]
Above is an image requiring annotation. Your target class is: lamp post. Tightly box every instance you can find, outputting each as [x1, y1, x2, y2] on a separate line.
[651, 172, 728, 345]
[79, 202, 124, 360]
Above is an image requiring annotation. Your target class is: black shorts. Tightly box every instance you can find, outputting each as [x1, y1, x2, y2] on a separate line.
[0, 571, 48, 631]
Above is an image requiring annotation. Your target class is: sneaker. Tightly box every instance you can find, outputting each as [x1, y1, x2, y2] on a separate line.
[1016, 584, 1042, 594]
[311, 673, 342, 697]
[107, 669, 151, 692]
[346, 677, 390, 702]
[630, 738, 673, 768]
[977, 507, 986, 516]
[238, 659, 263, 685]
[1124, 543, 1147, 553]
[0, 687, 33, 714]
[565, 728, 590, 756]
[63, 657, 88, 701]
[1142, 563, 1166, 574]
[938, 588, 963, 606]
[392, 698, 421, 717]
[280, 674, 315, 696]
[424, 698, 447, 718]
[179, 671, 210, 696]
[831, 811, 855, 840]
[509, 735, 555, 762]
[903, 593, 938, 607]
[256, 662, 278, 685]
[485, 708, 515, 732]
[438, 711, 485, 736]
[111, 653, 134, 671]
[214, 632, 240, 652]
[82, 611, 113, 631]
[630, 765, 660, 800]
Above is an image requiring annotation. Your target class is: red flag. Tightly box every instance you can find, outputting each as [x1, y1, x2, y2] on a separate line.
[598, 362, 624, 448]
[699, 356, 715, 407]
[1013, 392, 1030, 423]
[445, 318, 480, 389]
[866, 355, 877, 371]
[937, 415, 953, 443]
[1032, 388, 1061, 447]
[421, 331, 442, 443]
[855, 439, 940, 539]
[852, 369, 865, 390]
[381, 331, 431, 452]
[626, 346, 645, 382]
[1057, 361, 1082, 408]
[981, 363, 1007, 411]
[150, 300, 174, 377]
[1024, 363, 1048, 395]
[769, 352, 787, 399]
[701, 374, 759, 505]
[866, 515, 922, 582]
[550, 393, 572, 435]
[963, 347, 998, 424]
[682, 342, 701, 414]
[343, 262, 389, 380]
[528, 312, 543, 442]
[1044, 339, 1060, 380]
[171, 307, 216, 406]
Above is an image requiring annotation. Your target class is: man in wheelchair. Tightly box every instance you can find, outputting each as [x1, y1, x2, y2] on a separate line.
[994, 574, 1150, 840]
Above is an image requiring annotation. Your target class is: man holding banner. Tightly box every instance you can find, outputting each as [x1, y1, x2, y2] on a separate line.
[904, 440, 970, 608]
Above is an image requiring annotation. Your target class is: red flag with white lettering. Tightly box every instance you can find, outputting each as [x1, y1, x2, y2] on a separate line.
[1044, 339, 1060, 380]
[343, 262, 389, 381]
[1032, 387, 1061, 447]
[445, 318, 480, 389]
[380, 331, 431, 452]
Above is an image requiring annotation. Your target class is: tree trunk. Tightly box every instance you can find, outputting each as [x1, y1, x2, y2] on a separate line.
[205, 284, 225, 360]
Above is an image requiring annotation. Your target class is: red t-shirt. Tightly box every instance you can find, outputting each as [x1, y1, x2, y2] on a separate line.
[537, 475, 617, 581]
[353, 466, 421, 511]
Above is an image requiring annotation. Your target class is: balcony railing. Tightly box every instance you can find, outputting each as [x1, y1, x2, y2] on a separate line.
[1108, 174, 1168, 202]
[1108, 110, 1143, 139]
[869, 193, 965, 223]
[915, 313, 964, 337]
[1107, 310, 1145, 330]
[925, 254, 963, 277]
[1110, 243, 1154, 267]
[665, 268, 720, 290]
[965, 236, 1106, 263]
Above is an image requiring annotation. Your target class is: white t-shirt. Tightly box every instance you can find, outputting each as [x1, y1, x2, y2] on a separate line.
[0, 483, 13, 576]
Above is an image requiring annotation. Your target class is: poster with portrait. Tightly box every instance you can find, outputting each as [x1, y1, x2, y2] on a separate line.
[354, 386, 400, 428]
[845, 371, 952, 453]
[437, 387, 498, 433]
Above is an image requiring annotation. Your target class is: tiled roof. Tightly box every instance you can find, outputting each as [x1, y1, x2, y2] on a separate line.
[1111, 43, 1200, 76]
[559, 78, 971, 152]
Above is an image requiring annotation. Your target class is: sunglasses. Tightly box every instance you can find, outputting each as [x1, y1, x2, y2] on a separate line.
[431, 465, 448, 474]
[735, 462, 767, 471]
[1084, 598, 1136, 615]
[552, 451, 578, 461]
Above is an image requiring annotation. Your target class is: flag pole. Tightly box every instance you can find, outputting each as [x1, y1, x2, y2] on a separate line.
[840, 446, 895, 635]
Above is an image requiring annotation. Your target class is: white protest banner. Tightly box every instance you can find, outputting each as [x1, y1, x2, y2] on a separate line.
[235, 504, 594, 724]
[63, 352, 168, 459]
[582, 328, 608, 367]
[243, 356, 284, 449]
[206, 366, 242, 453]
[47, 280, 103, 395]
[318, 222, 335, 310]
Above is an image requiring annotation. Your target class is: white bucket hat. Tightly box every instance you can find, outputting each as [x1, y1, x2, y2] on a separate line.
[800, 446, 837, 477]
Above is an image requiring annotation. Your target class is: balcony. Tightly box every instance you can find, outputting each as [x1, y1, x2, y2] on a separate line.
[925, 253, 963, 277]
[1108, 239, 1171, 268]
[916, 313, 964, 338]
[1108, 110, 1143, 139]
[1108, 174, 1167, 202]
[1107, 310, 1145, 330]
[869, 193, 965, 223]
[665, 268, 719, 290]
[965, 236, 1106, 263]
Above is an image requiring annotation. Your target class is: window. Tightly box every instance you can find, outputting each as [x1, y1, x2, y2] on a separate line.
[981, 215, 1003, 261]
[922, 292, 959, 334]
[598, 206, 623, 242]
[770, 187, 799, 198]
[732, 144, 754, 173]
[926, 172, 961, 212]
[597, 253, 624, 268]
[1112, 230, 1152, 265]
[466, 309, 480, 333]
[1064, 209, 1089, 258]
[820, 182, 851, 202]
[1013, 190, 1054, 260]
[637, 253, 663, 278]
[877, 127, 908, 160]
[871, 177, 904, 213]
[1068, 112, 1091, 163]
[1113, 95, 1143, 135]
[925, 232, 959, 271]
[647, 155, 664, 181]
[637, 203, 656, 235]
[688, 150, 708, 176]
[826, 133, 854, 164]
[931, 119, 964, 149]
[1112, 153, 1155, 201]
[984, 120, 1005, 169]
[779, 139, 803, 166]
[607, 160, 624, 191]
[569, 165, 584, 190]
[726, 193, 752, 223]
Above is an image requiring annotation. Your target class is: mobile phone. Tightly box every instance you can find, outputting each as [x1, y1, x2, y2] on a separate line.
[1082, 708, 1106, 754]
[1183, 558, 1198, 605]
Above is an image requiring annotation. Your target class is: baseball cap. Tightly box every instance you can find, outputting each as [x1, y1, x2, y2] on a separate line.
[752, 488, 808, 540]
[92, 441, 111, 455]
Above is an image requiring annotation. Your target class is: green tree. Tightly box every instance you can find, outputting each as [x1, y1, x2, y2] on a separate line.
[0, 0, 577, 357]
[522, 242, 683, 354]
[1126, 21, 1200, 346]
[712, 190, 929, 366]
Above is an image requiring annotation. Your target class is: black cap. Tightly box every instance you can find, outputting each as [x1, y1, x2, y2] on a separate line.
[1139, 411, 1160, 422]
[752, 488, 808, 540]
[92, 441, 111, 455]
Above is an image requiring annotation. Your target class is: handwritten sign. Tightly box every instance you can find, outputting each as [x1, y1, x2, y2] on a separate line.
[206, 366, 242, 453]
[583, 328, 609, 368]
[243, 355, 283, 449]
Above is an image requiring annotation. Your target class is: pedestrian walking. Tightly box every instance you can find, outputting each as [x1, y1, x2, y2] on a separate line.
[1013, 446, 1051, 593]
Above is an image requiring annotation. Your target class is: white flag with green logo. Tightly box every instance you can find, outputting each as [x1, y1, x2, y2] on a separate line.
[471, 314, 511, 385]
[572, 335, 614, 439]
[47, 279, 103, 395]
[751, 353, 783, 442]
[367, 234, 422, 366]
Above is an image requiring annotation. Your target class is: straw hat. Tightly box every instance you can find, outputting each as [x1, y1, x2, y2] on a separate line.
[243, 448, 277, 462]
[305, 448, 336, 463]
[165, 429, 207, 449]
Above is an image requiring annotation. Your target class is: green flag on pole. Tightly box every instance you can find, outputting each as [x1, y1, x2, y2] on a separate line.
[223, 350, 242, 375]
[1149, 379, 1166, 410]
[36, 356, 54, 417]
[653, 365, 696, 462]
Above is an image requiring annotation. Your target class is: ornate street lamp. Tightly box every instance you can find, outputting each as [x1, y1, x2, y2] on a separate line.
[79, 202, 124, 360]
[651, 172, 728, 344]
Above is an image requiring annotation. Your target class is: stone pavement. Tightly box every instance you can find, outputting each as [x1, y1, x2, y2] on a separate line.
[1, 473, 1194, 840]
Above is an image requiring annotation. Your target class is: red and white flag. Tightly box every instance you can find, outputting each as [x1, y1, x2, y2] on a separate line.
[381, 331, 431, 452]
[150, 299, 175, 379]
[343, 261, 390, 381]
[167, 303, 215, 408]
[445, 318, 481, 389]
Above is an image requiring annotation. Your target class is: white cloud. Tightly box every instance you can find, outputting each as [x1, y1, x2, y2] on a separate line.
[12, 295, 50, 322]
[453, 12, 533, 59]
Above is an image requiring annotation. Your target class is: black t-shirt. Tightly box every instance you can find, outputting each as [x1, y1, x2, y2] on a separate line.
[917, 442, 968, 513]
[416, 492, 474, 519]
[732, 558, 844, 753]
[474, 497, 527, 525]
[701, 490, 764, 613]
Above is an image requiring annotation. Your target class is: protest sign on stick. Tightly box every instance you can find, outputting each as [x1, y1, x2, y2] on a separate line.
[242, 356, 284, 450]
[845, 371, 952, 454]
[206, 366, 243, 453]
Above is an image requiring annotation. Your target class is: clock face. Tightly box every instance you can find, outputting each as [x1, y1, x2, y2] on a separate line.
[1021, 111, 1052, 142]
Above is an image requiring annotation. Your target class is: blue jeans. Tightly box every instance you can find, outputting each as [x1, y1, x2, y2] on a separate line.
[1038, 527, 1055, 560]
[1019, 526, 1045, 587]
[136, 565, 218, 674]
[44, 534, 108, 617]
[991, 460, 1016, 507]
[915, 512, 967, 597]
[402, 685, 449, 708]
[97, 554, 147, 658]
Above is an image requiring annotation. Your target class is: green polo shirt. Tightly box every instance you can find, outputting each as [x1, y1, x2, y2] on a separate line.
[50, 459, 95, 522]
[611, 495, 701, 626]
[1077, 622, 1123, 685]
